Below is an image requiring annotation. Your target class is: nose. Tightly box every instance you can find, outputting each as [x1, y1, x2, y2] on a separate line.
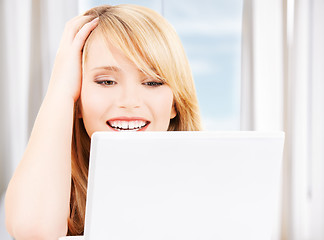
[117, 84, 141, 109]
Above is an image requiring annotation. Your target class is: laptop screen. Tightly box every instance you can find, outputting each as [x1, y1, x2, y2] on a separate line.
[84, 131, 284, 240]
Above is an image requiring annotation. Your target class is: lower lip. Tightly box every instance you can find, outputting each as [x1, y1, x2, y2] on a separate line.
[107, 123, 150, 132]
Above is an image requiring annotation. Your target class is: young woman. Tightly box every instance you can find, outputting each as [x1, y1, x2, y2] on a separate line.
[5, 4, 202, 239]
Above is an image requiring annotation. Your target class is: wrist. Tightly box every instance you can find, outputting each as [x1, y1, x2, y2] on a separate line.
[46, 81, 79, 104]
[44, 85, 77, 110]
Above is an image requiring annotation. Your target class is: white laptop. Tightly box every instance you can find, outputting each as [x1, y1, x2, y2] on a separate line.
[83, 131, 284, 240]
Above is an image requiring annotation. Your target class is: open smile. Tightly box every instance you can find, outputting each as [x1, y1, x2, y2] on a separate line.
[106, 118, 150, 131]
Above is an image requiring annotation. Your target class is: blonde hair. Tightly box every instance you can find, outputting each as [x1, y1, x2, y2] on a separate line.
[68, 4, 202, 235]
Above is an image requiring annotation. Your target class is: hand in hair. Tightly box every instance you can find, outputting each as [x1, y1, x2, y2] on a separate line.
[5, 16, 99, 240]
[48, 15, 99, 102]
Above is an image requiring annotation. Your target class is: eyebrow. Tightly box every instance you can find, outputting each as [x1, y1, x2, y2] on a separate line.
[91, 65, 150, 76]
[91, 66, 122, 72]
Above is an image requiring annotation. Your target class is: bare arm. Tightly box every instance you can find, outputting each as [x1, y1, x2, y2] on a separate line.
[5, 15, 98, 240]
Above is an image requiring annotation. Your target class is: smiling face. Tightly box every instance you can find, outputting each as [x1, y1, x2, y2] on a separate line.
[80, 33, 177, 137]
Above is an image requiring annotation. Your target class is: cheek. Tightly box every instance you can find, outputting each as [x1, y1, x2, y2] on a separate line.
[79, 84, 113, 135]
[146, 87, 174, 125]
[80, 86, 102, 118]
[80, 81, 116, 115]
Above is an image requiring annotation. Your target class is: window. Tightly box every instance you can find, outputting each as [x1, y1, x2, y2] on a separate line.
[79, 0, 243, 130]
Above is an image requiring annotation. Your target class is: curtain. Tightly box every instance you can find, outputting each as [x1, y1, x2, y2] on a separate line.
[0, 0, 79, 238]
[241, 0, 324, 239]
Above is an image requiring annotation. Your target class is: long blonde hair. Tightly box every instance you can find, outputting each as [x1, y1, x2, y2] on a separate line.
[68, 4, 202, 235]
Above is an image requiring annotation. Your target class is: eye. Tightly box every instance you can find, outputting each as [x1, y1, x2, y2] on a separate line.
[143, 81, 164, 87]
[95, 80, 117, 86]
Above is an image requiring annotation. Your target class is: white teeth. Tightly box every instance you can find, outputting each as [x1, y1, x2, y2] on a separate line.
[108, 120, 148, 131]
[122, 121, 128, 129]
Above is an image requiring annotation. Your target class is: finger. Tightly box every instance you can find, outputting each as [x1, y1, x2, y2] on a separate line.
[73, 17, 99, 51]
[64, 15, 96, 42]
[68, 13, 94, 27]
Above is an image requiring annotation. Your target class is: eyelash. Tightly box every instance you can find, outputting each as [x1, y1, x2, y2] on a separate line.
[95, 80, 116, 86]
[143, 81, 164, 87]
[95, 80, 164, 87]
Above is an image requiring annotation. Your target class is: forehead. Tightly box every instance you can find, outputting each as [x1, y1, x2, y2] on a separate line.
[83, 31, 136, 72]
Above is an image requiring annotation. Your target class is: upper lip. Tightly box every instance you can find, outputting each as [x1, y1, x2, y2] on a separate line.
[107, 117, 150, 122]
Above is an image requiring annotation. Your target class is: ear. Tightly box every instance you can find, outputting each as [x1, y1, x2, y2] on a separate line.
[170, 103, 177, 119]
